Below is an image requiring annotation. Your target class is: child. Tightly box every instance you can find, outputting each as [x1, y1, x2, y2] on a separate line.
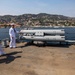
[0, 42, 6, 56]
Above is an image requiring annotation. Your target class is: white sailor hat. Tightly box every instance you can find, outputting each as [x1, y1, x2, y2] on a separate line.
[10, 23, 15, 26]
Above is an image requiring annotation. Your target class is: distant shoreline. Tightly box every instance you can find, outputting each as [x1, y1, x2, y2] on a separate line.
[0, 25, 75, 29]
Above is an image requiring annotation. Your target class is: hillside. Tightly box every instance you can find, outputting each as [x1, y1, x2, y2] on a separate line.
[0, 13, 75, 27]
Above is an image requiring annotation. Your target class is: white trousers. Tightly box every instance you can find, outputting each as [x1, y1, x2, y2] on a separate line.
[9, 36, 16, 48]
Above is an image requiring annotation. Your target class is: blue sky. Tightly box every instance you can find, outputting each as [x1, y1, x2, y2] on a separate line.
[0, 0, 75, 17]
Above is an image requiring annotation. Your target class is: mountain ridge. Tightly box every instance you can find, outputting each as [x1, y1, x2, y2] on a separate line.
[0, 13, 75, 26]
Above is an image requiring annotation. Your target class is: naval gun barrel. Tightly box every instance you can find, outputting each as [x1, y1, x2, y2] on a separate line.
[20, 29, 65, 34]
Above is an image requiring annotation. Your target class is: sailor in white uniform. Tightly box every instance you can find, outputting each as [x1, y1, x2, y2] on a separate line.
[9, 23, 18, 48]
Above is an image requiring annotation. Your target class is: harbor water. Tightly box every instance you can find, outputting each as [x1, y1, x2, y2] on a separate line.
[0, 27, 75, 40]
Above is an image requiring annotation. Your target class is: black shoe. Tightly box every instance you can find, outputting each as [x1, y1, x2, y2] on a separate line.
[10, 47, 13, 49]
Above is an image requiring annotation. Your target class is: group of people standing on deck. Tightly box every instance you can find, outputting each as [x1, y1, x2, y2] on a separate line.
[0, 23, 19, 56]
